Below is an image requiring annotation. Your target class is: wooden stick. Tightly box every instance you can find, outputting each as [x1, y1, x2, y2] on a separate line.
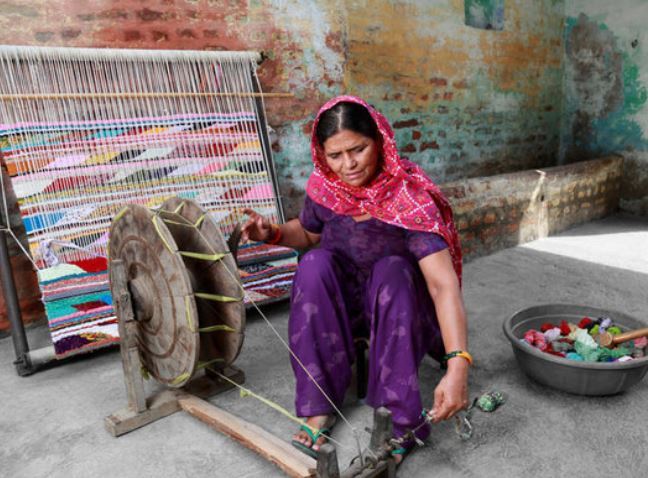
[0, 92, 293, 101]
[111, 259, 147, 414]
[178, 394, 317, 478]
[597, 327, 648, 348]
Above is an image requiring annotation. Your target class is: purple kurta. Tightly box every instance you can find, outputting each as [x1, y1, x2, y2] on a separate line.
[289, 196, 448, 442]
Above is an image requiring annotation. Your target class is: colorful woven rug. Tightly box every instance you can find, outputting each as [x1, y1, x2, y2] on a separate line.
[37, 243, 297, 357]
[0, 114, 292, 359]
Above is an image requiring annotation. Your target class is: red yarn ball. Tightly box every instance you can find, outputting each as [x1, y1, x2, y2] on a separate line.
[540, 322, 555, 333]
[578, 317, 593, 329]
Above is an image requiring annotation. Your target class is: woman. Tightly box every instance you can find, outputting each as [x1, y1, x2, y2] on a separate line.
[242, 96, 470, 463]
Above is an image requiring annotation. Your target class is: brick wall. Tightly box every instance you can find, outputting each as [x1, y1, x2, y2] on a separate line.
[444, 156, 623, 260]
[0, 0, 567, 217]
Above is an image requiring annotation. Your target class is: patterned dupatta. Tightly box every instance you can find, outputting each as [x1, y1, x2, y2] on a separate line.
[305, 95, 463, 283]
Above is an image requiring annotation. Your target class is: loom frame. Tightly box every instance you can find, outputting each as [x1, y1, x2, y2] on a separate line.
[0, 45, 286, 376]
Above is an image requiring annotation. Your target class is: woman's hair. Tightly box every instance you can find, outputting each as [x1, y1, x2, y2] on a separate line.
[315, 101, 379, 146]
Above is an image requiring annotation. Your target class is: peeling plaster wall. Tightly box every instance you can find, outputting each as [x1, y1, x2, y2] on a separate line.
[0, 0, 566, 217]
[562, 1, 648, 215]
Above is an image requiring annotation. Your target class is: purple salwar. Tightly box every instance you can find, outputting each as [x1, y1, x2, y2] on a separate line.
[289, 196, 448, 442]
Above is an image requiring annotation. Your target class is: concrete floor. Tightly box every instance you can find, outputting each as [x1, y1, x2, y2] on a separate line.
[2, 214, 647, 478]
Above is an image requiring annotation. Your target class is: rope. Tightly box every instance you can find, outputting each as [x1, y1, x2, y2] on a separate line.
[206, 366, 356, 454]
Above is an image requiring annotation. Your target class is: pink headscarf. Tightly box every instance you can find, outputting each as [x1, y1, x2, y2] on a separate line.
[306, 95, 463, 283]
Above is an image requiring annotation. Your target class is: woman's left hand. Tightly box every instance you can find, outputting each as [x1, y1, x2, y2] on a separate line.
[430, 360, 469, 422]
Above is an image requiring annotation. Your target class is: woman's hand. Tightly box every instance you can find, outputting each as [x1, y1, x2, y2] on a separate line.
[430, 360, 469, 422]
[241, 208, 273, 243]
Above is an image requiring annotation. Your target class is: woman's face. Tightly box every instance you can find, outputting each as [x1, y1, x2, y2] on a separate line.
[322, 129, 380, 187]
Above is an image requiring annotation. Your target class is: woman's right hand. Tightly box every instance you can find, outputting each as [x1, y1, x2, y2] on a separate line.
[241, 208, 273, 243]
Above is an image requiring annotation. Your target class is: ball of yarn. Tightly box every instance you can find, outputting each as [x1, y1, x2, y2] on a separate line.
[566, 352, 584, 361]
[524, 329, 548, 351]
[599, 317, 612, 331]
[543, 327, 562, 343]
[552, 341, 572, 353]
[634, 337, 648, 349]
[476, 391, 506, 412]
[578, 317, 593, 329]
[607, 326, 622, 336]
[540, 322, 555, 333]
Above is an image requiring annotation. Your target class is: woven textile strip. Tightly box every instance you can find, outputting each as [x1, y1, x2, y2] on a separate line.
[1, 114, 285, 358]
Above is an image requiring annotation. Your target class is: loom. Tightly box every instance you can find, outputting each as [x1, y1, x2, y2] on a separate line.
[0, 45, 288, 374]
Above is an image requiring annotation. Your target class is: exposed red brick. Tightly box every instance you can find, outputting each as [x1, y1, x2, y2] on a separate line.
[124, 30, 142, 41]
[98, 9, 128, 20]
[443, 91, 453, 100]
[484, 212, 497, 224]
[152, 30, 169, 42]
[178, 29, 197, 39]
[412, 130, 421, 140]
[401, 144, 416, 153]
[203, 29, 219, 38]
[453, 79, 469, 89]
[420, 141, 439, 151]
[429, 77, 447, 87]
[393, 119, 419, 129]
[137, 8, 164, 22]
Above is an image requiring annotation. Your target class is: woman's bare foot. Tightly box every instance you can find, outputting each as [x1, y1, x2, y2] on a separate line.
[292, 414, 334, 452]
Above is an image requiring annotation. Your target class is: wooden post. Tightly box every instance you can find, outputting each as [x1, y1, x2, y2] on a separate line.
[112, 259, 146, 413]
[369, 407, 393, 453]
[317, 443, 340, 478]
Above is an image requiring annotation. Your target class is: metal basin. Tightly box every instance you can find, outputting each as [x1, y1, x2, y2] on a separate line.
[503, 304, 648, 396]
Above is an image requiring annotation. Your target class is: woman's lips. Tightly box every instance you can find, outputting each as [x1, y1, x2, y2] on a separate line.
[345, 171, 363, 180]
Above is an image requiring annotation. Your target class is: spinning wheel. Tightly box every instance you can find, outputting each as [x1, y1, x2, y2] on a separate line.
[106, 197, 396, 478]
[108, 199, 244, 388]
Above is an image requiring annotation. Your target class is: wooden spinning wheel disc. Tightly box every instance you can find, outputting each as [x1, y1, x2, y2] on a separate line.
[109, 204, 200, 388]
[159, 197, 245, 367]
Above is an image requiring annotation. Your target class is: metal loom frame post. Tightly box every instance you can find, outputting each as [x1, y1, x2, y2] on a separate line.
[0, 228, 31, 375]
[252, 63, 286, 224]
[1, 47, 287, 376]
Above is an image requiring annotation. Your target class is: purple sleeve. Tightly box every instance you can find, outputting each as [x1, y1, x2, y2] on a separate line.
[407, 230, 448, 261]
[299, 195, 324, 234]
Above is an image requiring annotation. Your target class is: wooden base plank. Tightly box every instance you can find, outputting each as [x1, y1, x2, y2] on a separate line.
[104, 390, 180, 437]
[178, 394, 317, 478]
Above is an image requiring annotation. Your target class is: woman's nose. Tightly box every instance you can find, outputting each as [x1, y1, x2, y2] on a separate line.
[343, 154, 357, 169]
